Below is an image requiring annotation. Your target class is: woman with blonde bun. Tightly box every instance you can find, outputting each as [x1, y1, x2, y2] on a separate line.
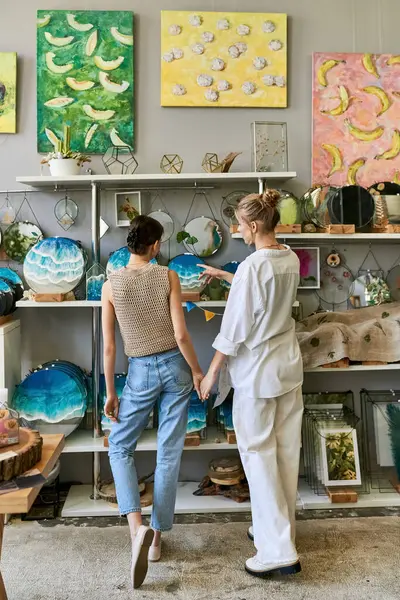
[198, 190, 303, 578]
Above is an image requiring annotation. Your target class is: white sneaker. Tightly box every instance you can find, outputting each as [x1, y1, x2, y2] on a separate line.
[245, 555, 301, 578]
[247, 525, 254, 541]
[130, 525, 154, 589]
[148, 542, 161, 562]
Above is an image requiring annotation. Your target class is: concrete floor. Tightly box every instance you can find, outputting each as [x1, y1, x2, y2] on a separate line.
[3, 515, 400, 600]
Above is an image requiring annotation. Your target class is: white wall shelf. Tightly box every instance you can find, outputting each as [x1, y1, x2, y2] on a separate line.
[232, 232, 400, 241]
[305, 364, 400, 373]
[61, 480, 400, 517]
[63, 426, 237, 454]
[16, 172, 297, 189]
[16, 299, 299, 309]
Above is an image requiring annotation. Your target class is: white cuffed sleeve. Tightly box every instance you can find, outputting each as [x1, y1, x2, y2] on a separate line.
[212, 265, 261, 357]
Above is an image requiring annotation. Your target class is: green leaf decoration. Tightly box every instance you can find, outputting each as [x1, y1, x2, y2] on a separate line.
[310, 337, 320, 348]
[364, 334, 371, 343]
[382, 312, 390, 319]
[186, 236, 199, 245]
[176, 230, 190, 243]
[328, 351, 335, 359]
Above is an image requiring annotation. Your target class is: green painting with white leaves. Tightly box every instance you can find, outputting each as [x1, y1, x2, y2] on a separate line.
[37, 10, 134, 154]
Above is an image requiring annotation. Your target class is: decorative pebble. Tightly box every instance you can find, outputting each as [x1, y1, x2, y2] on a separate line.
[197, 74, 213, 87]
[262, 75, 275, 86]
[211, 58, 225, 71]
[172, 47, 183, 60]
[237, 24, 250, 36]
[162, 52, 174, 63]
[205, 89, 219, 102]
[236, 42, 247, 54]
[202, 31, 214, 43]
[253, 56, 267, 70]
[192, 43, 205, 55]
[275, 75, 286, 87]
[189, 14, 202, 27]
[168, 24, 182, 36]
[269, 39, 283, 51]
[172, 84, 186, 96]
[242, 81, 256, 95]
[263, 21, 276, 33]
[217, 79, 230, 91]
[217, 18, 230, 30]
[228, 45, 240, 59]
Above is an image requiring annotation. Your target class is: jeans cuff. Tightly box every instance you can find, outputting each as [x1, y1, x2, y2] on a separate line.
[120, 508, 142, 516]
[150, 523, 172, 532]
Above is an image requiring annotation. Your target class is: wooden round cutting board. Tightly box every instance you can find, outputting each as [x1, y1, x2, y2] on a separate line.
[98, 481, 152, 507]
[0, 428, 43, 482]
[208, 457, 244, 486]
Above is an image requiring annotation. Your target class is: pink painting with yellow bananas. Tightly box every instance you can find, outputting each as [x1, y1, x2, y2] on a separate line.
[312, 52, 400, 188]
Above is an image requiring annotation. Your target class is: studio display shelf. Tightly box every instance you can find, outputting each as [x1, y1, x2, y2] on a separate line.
[16, 299, 300, 309]
[305, 364, 400, 373]
[16, 172, 297, 190]
[232, 232, 400, 241]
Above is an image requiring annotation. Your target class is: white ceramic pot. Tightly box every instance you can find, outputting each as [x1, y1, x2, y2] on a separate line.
[49, 158, 81, 177]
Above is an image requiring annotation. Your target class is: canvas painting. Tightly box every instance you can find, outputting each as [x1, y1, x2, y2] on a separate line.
[292, 247, 320, 289]
[312, 52, 400, 188]
[161, 11, 287, 108]
[115, 191, 141, 226]
[320, 427, 362, 487]
[37, 10, 134, 154]
[0, 52, 17, 133]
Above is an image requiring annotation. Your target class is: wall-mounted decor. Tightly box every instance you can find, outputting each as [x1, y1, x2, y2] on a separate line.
[11, 361, 88, 436]
[220, 190, 249, 232]
[147, 210, 174, 242]
[252, 121, 287, 172]
[320, 427, 362, 487]
[3, 221, 43, 263]
[168, 253, 206, 293]
[220, 261, 241, 291]
[86, 262, 106, 300]
[183, 216, 223, 257]
[115, 191, 141, 226]
[312, 52, 400, 187]
[0, 52, 17, 133]
[37, 10, 134, 153]
[24, 237, 86, 294]
[54, 194, 79, 230]
[161, 11, 287, 108]
[292, 247, 320, 289]
[106, 245, 156, 275]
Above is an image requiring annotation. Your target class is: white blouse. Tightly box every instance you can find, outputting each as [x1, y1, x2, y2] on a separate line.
[213, 246, 303, 399]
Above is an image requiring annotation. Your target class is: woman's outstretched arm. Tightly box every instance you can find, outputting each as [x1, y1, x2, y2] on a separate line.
[101, 281, 119, 422]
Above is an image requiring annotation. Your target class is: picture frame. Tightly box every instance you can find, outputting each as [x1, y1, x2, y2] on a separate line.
[320, 427, 362, 487]
[251, 121, 288, 173]
[115, 191, 141, 227]
[292, 246, 320, 289]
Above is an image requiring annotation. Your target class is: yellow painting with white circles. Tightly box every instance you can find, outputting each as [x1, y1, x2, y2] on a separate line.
[161, 11, 287, 108]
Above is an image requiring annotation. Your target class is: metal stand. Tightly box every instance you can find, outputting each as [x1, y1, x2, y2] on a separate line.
[91, 183, 101, 500]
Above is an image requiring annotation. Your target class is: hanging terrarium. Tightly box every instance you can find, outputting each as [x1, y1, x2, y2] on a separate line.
[54, 195, 79, 231]
[0, 194, 16, 226]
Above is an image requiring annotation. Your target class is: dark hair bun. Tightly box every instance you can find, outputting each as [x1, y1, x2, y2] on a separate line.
[127, 215, 164, 256]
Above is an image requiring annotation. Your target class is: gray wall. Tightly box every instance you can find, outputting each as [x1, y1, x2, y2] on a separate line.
[2, 0, 400, 483]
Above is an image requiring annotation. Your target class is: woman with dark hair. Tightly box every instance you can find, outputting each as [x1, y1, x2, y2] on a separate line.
[199, 190, 303, 578]
[102, 215, 203, 590]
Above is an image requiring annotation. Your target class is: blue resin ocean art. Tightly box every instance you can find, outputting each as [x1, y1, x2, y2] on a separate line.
[106, 246, 157, 276]
[187, 391, 207, 437]
[100, 373, 126, 432]
[11, 362, 88, 436]
[23, 237, 86, 294]
[86, 263, 106, 301]
[0, 268, 24, 301]
[221, 261, 241, 290]
[216, 396, 234, 434]
[0, 279, 15, 316]
[168, 254, 206, 292]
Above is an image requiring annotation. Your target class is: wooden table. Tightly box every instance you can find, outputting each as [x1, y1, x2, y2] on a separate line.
[0, 434, 64, 600]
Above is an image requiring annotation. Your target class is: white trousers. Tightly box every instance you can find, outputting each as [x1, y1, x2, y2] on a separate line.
[233, 385, 303, 564]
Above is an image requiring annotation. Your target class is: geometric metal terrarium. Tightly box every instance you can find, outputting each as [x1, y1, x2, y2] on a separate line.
[102, 146, 138, 175]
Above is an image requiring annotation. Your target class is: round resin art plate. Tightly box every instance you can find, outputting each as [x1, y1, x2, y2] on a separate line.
[3, 221, 43, 263]
[106, 246, 157, 275]
[11, 362, 88, 437]
[23, 237, 86, 294]
[221, 261, 241, 290]
[168, 253, 206, 292]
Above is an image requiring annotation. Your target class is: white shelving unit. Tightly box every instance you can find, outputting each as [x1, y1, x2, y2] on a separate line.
[16, 299, 300, 309]
[232, 232, 400, 241]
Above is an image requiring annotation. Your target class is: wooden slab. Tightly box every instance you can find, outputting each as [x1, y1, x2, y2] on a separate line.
[321, 358, 350, 369]
[0, 316, 13, 327]
[209, 456, 244, 485]
[0, 428, 42, 482]
[226, 431, 237, 445]
[0, 434, 64, 514]
[107, 483, 154, 508]
[373, 224, 400, 234]
[275, 224, 302, 234]
[328, 224, 356, 234]
[362, 361, 388, 366]
[33, 293, 66, 303]
[326, 487, 358, 503]
[98, 480, 146, 503]
[230, 224, 239, 234]
[103, 435, 109, 448]
[184, 432, 201, 447]
[182, 292, 201, 302]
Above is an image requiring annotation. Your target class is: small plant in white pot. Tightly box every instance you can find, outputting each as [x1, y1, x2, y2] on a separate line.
[41, 125, 91, 176]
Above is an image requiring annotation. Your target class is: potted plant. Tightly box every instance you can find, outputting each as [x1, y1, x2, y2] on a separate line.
[41, 125, 91, 176]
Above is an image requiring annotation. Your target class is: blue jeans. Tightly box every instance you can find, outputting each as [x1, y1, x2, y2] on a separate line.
[108, 348, 193, 531]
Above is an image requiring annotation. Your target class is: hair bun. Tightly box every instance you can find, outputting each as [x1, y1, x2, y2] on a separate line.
[260, 189, 280, 210]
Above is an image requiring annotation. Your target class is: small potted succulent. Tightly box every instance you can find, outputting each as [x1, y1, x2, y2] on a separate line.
[41, 125, 91, 176]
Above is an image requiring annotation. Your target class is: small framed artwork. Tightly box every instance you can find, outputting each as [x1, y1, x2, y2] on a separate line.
[293, 247, 320, 289]
[320, 427, 362, 487]
[251, 121, 288, 173]
[115, 191, 141, 227]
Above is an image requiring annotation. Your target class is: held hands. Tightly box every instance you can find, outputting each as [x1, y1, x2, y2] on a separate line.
[200, 370, 218, 401]
[192, 371, 204, 398]
[104, 394, 119, 422]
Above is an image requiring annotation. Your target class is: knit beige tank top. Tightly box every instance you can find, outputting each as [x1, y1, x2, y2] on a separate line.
[109, 264, 177, 358]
